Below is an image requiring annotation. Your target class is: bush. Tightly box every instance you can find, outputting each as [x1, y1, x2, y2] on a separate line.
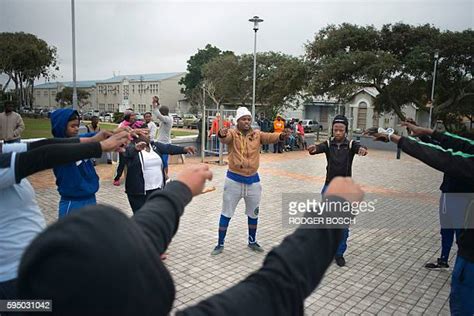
[113, 112, 124, 123]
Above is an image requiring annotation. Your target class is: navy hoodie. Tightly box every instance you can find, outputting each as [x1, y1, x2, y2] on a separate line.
[51, 108, 98, 200]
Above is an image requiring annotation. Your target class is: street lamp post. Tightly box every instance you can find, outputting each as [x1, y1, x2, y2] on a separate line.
[428, 51, 439, 128]
[249, 16, 263, 123]
[71, 0, 78, 110]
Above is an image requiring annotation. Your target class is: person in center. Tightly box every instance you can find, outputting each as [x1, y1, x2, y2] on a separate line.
[211, 107, 289, 255]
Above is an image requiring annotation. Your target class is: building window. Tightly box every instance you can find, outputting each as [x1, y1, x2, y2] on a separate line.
[44, 91, 48, 96]
[108, 104, 114, 112]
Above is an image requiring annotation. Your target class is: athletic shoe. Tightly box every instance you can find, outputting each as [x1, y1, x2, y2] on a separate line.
[107, 159, 113, 164]
[113, 180, 120, 186]
[211, 245, 224, 256]
[248, 242, 264, 253]
[335, 256, 346, 267]
[425, 258, 449, 269]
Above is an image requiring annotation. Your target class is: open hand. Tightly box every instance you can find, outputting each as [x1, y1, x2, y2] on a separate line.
[100, 131, 131, 152]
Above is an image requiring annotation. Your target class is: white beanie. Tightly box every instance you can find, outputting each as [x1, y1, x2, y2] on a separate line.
[235, 107, 252, 122]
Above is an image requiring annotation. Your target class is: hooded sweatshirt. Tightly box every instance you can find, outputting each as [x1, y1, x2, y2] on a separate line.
[50, 109, 99, 200]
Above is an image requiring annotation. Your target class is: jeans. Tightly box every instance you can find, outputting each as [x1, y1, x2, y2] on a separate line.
[450, 255, 474, 315]
[322, 184, 349, 256]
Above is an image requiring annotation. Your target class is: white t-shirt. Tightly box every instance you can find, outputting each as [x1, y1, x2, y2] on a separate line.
[141, 149, 163, 191]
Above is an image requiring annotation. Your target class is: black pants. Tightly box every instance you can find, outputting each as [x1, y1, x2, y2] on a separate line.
[127, 189, 160, 213]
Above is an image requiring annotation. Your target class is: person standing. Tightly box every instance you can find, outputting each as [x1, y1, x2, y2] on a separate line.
[152, 96, 173, 178]
[86, 116, 112, 165]
[0, 101, 25, 144]
[308, 115, 368, 267]
[296, 120, 306, 150]
[144, 112, 158, 142]
[273, 115, 285, 153]
[257, 112, 272, 153]
[211, 107, 289, 255]
[121, 133, 196, 213]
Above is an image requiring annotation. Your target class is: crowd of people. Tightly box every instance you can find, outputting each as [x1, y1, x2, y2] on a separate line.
[0, 98, 472, 315]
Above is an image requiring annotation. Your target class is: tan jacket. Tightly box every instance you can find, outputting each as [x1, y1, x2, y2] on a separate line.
[0, 111, 25, 141]
[219, 128, 281, 176]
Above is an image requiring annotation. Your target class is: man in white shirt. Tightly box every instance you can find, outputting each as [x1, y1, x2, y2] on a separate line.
[152, 96, 173, 178]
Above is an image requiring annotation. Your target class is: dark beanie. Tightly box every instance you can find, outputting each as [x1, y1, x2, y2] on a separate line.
[332, 115, 349, 133]
[17, 205, 175, 316]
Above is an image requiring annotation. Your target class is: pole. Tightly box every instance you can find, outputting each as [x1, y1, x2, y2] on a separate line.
[428, 54, 438, 128]
[71, 0, 78, 110]
[251, 29, 257, 121]
[201, 85, 206, 162]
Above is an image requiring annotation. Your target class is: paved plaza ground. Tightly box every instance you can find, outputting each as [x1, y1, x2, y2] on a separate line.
[29, 148, 453, 315]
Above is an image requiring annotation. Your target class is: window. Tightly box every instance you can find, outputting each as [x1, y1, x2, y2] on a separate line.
[108, 104, 114, 112]
[36, 91, 41, 96]
[44, 91, 48, 96]
[99, 104, 106, 112]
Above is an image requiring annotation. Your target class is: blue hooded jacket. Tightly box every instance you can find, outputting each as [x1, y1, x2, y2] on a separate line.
[51, 108, 99, 200]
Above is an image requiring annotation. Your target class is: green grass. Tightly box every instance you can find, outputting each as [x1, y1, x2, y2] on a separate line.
[22, 117, 53, 139]
[21, 117, 197, 139]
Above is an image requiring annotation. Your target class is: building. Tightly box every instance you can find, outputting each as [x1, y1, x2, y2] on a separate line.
[346, 87, 429, 133]
[96, 72, 186, 114]
[33, 81, 97, 110]
[284, 87, 430, 133]
[33, 72, 187, 114]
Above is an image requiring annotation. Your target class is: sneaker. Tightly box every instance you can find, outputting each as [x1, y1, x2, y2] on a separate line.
[335, 256, 346, 267]
[211, 245, 224, 256]
[248, 242, 264, 253]
[425, 258, 449, 269]
[107, 159, 113, 164]
[113, 180, 120, 186]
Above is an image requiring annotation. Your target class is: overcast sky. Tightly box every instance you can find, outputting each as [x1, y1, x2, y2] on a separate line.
[1, 0, 472, 85]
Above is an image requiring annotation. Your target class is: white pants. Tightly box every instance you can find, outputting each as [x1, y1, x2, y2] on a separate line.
[221, 177, 262, 219]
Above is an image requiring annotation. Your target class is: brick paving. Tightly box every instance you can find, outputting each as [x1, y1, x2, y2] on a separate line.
[29, 149, 453, 315]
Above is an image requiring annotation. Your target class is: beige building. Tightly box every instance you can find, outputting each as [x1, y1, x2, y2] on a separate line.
[33, 81, 98, 111]
[33, 72, 188, 114]
[96, 72, 187, 114]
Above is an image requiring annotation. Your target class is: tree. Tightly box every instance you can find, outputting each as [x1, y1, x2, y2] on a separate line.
[55, 87, 90, 109]
[179, 44, 233, 108]
[0, 32, 58, 108]
[305, 23, 472, 122]
[202, 52, 307, 117]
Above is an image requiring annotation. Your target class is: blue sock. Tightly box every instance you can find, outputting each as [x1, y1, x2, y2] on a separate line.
[248, 216, 258, 244]
[218, 215, 231, 246]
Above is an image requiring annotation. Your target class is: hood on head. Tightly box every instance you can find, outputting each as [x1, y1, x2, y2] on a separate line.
[51, 108, 79, 138]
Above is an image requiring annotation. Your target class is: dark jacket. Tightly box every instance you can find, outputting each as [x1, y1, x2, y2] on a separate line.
[398, 131, 474, 263]
[418, 135, 474, 193]
[257, 118, 272, 132]
[314, 137, 365, 184]
[122, 141, 187, 195]
[18, 176, 349, 315]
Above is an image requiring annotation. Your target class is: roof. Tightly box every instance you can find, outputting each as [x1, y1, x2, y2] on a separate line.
[35, 80, 97, 89]
[353, 87, 380, 98]
[100, 72, 185, 84]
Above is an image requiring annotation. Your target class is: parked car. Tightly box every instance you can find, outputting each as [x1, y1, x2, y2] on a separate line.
[170, 113, 184, 128]
[301, 119, 323, 133]
[83, 112, 94, 121]
[183, 114, 199, 129]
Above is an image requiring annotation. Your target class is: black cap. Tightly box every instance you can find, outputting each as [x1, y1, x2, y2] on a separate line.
[332, 115, 348, 132]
